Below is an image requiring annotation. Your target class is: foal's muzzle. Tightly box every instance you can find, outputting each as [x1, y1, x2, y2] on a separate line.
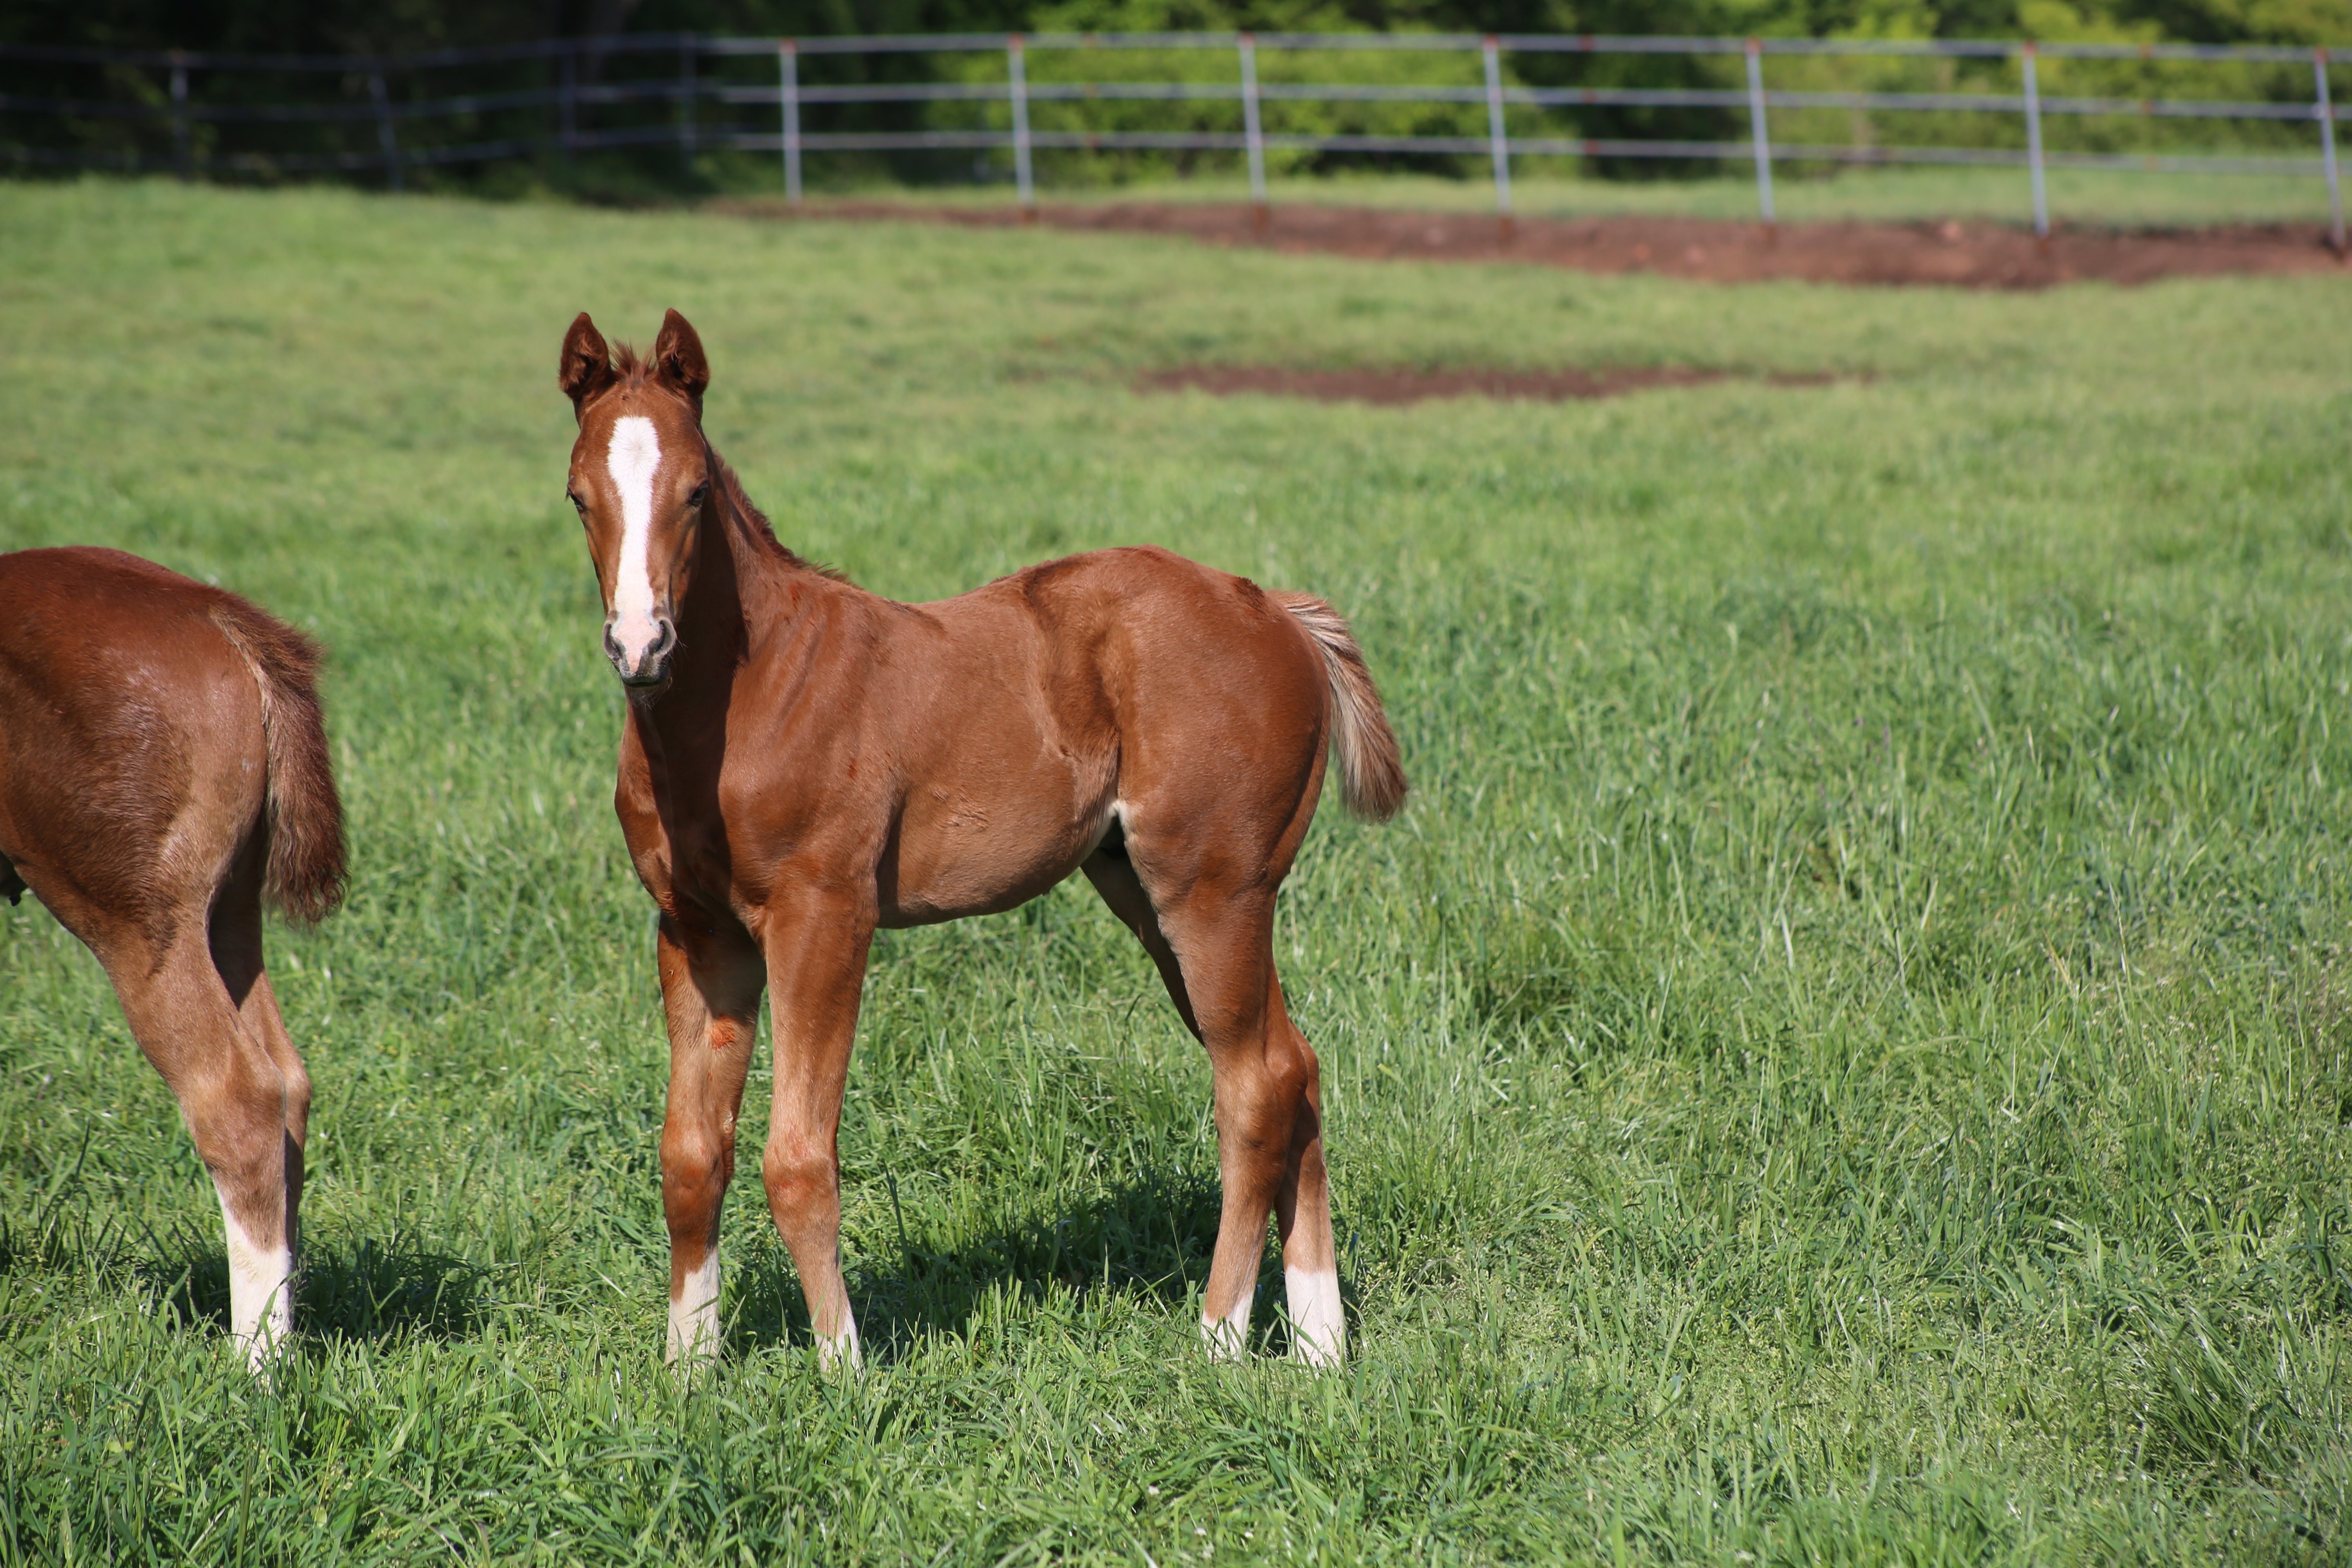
[605, 614, 677, 688]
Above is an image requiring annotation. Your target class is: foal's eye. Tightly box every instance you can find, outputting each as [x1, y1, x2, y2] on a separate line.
[687, 481, 710, 509]
[566, 490, 587, 514]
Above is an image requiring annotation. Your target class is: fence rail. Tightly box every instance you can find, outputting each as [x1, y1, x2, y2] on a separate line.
[3, 29, 2343, 245]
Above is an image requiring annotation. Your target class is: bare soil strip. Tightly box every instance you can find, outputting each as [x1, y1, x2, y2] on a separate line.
[739, 198, 2350, 289]
[1139, 364, 1838, 405]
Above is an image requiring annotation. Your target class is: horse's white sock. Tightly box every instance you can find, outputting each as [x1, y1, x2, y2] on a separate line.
[216, 1192, 292, 1370]
[669, 1249, 722, 1363]
[1285, 1265, 1343, 1367]
[1201, 1287, 1252, 1360]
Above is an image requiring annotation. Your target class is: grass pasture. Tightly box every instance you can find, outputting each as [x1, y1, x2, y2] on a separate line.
[2, 179, 2352, 1564]
[791, 163, 2350, 229]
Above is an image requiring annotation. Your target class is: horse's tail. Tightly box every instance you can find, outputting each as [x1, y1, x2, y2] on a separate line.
[211, 600, 347, 925]
[1270, 591, 1408, 824]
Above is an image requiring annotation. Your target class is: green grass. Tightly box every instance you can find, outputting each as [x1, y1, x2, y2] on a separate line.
[2, 176, 2352, 1564]
[754, 163, 2347, 229]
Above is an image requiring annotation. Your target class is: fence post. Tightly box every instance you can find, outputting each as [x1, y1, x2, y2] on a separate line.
[1009, 35, 1035, 219]
[1744, 38, 1775, 233]
[2319, 49, 2345, 255]
[1239, 32, 1267, 232]
[2023, 42, 2049, 241]
[1483, 34, 1513, 241]
[169, 51, 190, 180]
[679, 36, 697, 175]
[559, 42, 578, 169]
[370, 69, 403, 192]
[779, 40, 802, 206]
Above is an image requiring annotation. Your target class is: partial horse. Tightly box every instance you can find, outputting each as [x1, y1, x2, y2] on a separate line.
[0, 548, 345, 1367]
[558, 310, 1404, 1369]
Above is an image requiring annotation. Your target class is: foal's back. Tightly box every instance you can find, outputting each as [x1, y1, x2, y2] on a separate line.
[757, 543, 1333, 927]
[910, 543, 1328, 784]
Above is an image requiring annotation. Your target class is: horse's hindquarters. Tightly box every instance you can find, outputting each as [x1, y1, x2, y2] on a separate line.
[0, 548, 328, 1370]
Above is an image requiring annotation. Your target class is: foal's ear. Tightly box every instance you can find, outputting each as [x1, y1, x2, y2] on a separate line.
[559, 313, 617, 419]
[651, 309, 711, 412]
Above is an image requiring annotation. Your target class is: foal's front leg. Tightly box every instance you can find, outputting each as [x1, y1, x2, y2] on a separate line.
[655, 916, 764, 1363]
[758, 886, 875, 1369]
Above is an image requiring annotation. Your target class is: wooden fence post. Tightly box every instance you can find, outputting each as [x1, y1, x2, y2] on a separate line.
[559, 42, 579, 169]
[1744, 38, 1775, 233]
[1483, 34, 1513, 240]
[2023, 42, 2048, 241]
[170, 51, 191, 179]
[1009, 35, 1034, 218]
[679, 36, 697, 175]
[1239, 32, 1266, 231]
[781, 40, 802, 204]
[370, 69, 403, 192]
[2318, 49, 2344, 254]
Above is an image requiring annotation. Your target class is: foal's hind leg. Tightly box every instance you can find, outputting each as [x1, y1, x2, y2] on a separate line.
[1267, 987, 1343, 1367]
[103, 929, 298, 1367]
[1085, 852, 1339, 1363]
[209, 885, 312, 1265]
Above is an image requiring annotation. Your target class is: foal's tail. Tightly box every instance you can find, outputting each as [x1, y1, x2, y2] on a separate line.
[1270, 592, 1408, 823]
[212, 600, 348, 925]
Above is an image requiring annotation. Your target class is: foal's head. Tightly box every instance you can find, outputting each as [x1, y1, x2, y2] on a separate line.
[557, 309, 715, 692]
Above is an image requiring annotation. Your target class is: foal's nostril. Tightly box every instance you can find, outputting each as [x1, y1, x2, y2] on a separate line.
[605, 617, 675, 685]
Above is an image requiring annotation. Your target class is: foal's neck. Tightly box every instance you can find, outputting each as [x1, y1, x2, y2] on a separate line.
[670, 440, 848, 682]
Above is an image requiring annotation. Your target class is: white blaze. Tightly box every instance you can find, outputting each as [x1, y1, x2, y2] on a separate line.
[669, 1248, 721, 1364]
[1285, 1265, 1343, 1368]
[605, 415, 664, 662]
[215, 1192, 292, 1370]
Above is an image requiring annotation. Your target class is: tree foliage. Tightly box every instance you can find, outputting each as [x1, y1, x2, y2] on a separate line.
[3, 0, 2336, 190]
[6, 0, 2345, 53]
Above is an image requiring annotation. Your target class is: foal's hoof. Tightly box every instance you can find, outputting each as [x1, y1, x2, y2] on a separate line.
[238, 1332, 296, 1378]
[1289, 1334, 1344, 1370]
[815, 1328, 864, 1375]
[1200, 1314, 1250, 1362]
[666, 1326, 723, 1373]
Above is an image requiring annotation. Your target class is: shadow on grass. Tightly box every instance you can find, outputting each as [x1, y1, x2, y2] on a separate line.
[722, 1169, 1329, 1363]
[147, 1232, 487, 1348]
[2, 1192, 487, 1350]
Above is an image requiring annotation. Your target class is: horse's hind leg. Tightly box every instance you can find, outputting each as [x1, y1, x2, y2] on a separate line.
[208, 882, 311, 1263]
[1268, 997, 1342, 1366]
[1085, 851, 1339, 1363]
[1081, 848, 1199, 1040]
[103, 927, 297, 1367]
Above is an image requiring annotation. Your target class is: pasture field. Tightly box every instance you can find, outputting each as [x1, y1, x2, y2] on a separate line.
[777, 163, 2346, 229]
[2, 178, 2351, 1565]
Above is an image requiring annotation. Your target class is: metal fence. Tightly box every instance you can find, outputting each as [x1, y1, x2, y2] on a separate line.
[3, 31, 2344, 246]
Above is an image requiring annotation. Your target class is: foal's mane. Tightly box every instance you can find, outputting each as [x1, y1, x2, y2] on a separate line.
[604, 339, 849, 586]
[715, 459, 849, 584]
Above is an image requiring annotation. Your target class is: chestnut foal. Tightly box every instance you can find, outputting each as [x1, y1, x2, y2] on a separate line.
[0, 548, 345, 1367]
[559, 311, 1404, 1369]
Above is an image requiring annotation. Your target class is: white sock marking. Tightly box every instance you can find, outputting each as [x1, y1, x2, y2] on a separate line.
[668, 1249, 722, 1363]
[216, 1195, 292, 1370]
[1201, 1287, 1252, 1360]
[1285, 1265, 1344, 1368]
[604, 415, 664, 664]
[818, 1310, 863, 1373]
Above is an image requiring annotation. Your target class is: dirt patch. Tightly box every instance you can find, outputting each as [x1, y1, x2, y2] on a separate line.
[733, 198, 2350, 289]
[1140, 363, 1836, 404]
